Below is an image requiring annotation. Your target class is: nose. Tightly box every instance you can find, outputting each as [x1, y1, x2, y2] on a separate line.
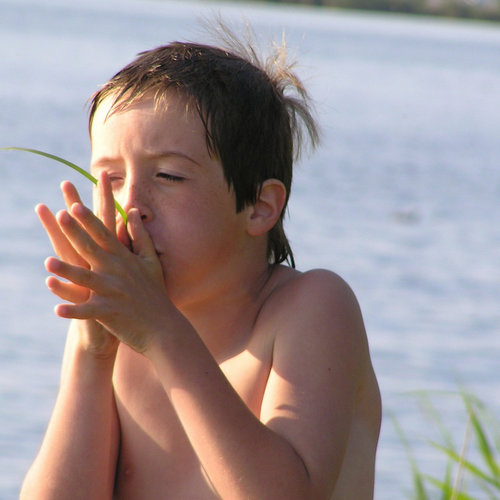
[119, 178, 154, 222]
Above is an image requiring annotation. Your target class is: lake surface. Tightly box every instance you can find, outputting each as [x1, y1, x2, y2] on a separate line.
[1, 0, 499, 498]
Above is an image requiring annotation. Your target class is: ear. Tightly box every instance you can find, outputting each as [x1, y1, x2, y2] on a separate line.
[246, 179, 287, 237]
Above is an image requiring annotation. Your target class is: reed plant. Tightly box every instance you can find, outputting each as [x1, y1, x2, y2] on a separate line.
[395, 390, 500, 499]
[1, 147, 127, 224]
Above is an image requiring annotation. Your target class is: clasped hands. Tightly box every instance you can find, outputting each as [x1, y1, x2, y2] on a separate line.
[36, 172, 169, 355]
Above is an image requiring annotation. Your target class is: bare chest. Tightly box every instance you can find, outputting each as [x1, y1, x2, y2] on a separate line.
[111, 343, 272, 499]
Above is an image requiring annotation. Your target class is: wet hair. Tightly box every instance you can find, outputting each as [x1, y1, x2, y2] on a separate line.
[88, 24, 319, 267]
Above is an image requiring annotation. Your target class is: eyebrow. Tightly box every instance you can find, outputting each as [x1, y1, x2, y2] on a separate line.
[146, 150, 202, 168]
[91, 150, 203, 169]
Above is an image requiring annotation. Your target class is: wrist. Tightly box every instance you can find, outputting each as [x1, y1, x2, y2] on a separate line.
[70, 319, 119, 361]
[143, 308, 201, 372]
[60, 335, 117, 395]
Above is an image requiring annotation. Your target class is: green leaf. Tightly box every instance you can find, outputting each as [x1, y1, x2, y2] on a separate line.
[462, 392, 500, 481]
[425, 475, 476, 500]
[1, 147, 127, 225]
[441, 462, 454, 500]
[414, 390, 457, 452]
[391, 413, 429, 499]
[429, 441, 500, 489]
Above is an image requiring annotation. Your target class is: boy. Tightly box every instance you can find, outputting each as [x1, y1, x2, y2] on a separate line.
[21, 30, 381, 500]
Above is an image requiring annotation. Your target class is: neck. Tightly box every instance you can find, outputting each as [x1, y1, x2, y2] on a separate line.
[174, 261, 275, 361]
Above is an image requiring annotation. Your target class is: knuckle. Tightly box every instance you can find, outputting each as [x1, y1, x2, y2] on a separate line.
[80, 267, 95, 286]
[95, 223, 110, 243]
[83, 239, 97, 255]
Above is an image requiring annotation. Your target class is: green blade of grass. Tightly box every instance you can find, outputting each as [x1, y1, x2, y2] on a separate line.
[442, 462, 454, 500]
[391, 413, 429, 499]
[407, 391, 458, 499]
[2, 147, 97, 183]
[424, 476, 476, 500]
[1, 147, 127, 225]
[462, 392, 500, 481]
[413, 391, 457, 452]
[429, 441, 500, 489]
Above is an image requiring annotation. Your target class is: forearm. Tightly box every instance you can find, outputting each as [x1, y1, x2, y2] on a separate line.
[146, 314, 315, 500]
[21, 345, 119, 500]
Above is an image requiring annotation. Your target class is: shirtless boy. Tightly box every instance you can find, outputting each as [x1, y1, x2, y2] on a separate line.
[21, 31, 381, 500]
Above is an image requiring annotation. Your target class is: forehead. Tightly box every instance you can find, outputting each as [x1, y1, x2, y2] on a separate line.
[91, 91, 198, 131]
[90, 92, 209, 155]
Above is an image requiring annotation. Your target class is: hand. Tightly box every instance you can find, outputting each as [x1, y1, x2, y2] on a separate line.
[43, 193, 170, 354]
[37, 173, 120, 358]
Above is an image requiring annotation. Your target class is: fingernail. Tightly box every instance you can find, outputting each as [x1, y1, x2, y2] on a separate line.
[45, 256, 60, 271]
[46, 276, 57, 289]
[71, 202, 85, 216]
[59, 210, 70, 223]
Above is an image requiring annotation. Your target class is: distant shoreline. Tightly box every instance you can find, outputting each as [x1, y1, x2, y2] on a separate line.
[228, 0, 500, 23]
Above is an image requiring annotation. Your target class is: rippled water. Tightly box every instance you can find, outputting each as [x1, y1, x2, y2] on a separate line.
[1, 1, 499, 498]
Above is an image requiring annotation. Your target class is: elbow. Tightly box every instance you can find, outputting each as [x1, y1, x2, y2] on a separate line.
[19, 469, 37, 500]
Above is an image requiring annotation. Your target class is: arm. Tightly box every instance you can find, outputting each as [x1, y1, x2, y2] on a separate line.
[20, 177, 120, 500]
[43, 195, 369, 498]
[146, 271, 365, 500]
[20, 323, 120, 500]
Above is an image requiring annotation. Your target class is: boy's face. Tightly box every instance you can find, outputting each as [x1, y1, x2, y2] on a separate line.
[90, 93, 251, 307]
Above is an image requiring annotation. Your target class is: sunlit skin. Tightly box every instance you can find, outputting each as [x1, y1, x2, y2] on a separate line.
[21, 94, 381, 500]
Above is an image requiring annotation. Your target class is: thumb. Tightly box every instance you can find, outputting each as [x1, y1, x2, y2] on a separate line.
[126, 208, 157, 260]
[116, 214, 132, 250]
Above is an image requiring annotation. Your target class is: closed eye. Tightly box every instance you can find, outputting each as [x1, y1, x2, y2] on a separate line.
[157, 172, 185, 182]
[108, 176, 124, 185]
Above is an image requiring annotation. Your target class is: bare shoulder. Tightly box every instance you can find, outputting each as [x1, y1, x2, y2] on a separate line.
[261, 267, 370, 365]
[257, 267, 381, 498]
[265, 267, 363, 313]
[261, 266, 380, 404]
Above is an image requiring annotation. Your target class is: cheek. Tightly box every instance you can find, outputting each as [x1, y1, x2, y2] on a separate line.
[163, 205, 233, 261]
[154, 183, 241, 254]
[173, 188, 232, 228]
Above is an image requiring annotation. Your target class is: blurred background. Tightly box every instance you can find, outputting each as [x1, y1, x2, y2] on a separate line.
[1, 0, 499, 498]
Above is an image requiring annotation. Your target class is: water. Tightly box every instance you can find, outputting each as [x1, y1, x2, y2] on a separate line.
[1, 0, 499, 498]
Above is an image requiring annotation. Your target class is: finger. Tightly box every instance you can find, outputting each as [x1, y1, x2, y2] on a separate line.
[63, 177, 115, 234]
[46, 275, 90, 303]
[127, 208, 157, 260]
[56, 205, 122, 267]
[96, 171, 116, 233]
[116, 213, 132, 250]
[68, 203, 124, 256]
[54, 301, 97, 321]
[35, 204, 88, 268]
[54, 298, 117, 323]
[61, 181, 83, 210]
[45, 255, 104, 292]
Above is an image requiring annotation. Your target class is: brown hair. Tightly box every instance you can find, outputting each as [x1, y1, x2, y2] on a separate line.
[88, 26, 319, 267]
